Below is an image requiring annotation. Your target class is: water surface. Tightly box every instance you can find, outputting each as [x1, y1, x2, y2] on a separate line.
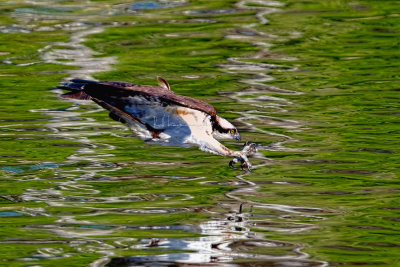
[0, 0, 399, 266]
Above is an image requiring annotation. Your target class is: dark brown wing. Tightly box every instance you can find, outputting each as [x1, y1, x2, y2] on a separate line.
[85, 81, 217, 118]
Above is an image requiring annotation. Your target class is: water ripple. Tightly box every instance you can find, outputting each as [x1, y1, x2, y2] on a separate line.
[4, 1, 329, 266]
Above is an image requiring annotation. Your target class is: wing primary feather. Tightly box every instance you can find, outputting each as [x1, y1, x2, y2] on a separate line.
[109, 112, 126, 124]
[91, 96, 140, 124]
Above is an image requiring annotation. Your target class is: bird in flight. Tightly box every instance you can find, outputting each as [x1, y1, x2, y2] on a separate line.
[58, 77, 256, 170]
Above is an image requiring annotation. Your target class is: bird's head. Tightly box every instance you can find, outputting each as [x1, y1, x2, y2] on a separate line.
[212, 115, 241, 141]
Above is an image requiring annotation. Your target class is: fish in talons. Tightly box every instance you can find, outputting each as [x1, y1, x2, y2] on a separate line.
[229, 141, 258, 171]
[58, 77, 256, 170]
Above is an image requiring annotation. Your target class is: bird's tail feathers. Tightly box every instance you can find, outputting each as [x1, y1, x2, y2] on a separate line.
[57, 79, 97, 91]
[58, 79, 97, 100]
[61, 91, 91, 100]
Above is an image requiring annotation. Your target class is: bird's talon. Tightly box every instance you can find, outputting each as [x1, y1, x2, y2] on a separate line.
[229, 141, 258, 172]
[229, 157, 241, 169]
[229, 160, 236, 169]
[240, 162, 248, 171]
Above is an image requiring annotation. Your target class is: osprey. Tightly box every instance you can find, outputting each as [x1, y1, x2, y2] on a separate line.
[58, 77, 256, 170]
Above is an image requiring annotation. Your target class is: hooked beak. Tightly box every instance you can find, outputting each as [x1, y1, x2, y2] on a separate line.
[234, 133, 241, 142]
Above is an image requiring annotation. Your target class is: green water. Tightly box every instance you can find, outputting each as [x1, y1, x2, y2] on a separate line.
[1, 0, 399, 266]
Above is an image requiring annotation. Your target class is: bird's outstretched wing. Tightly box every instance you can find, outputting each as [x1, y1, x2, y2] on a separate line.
[58, 80, 214, 143]
[58, 79, 256, 171]
[59, 80, 217, 116]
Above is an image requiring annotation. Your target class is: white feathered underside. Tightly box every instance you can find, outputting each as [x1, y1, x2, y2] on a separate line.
[117, 95, 222, 152]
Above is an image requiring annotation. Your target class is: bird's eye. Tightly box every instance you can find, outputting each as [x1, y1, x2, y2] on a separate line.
[230, 129, 235, 134]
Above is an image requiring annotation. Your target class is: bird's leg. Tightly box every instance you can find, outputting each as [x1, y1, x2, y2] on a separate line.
[196, 135, 256, 171]
[229, 141, 257, 171]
